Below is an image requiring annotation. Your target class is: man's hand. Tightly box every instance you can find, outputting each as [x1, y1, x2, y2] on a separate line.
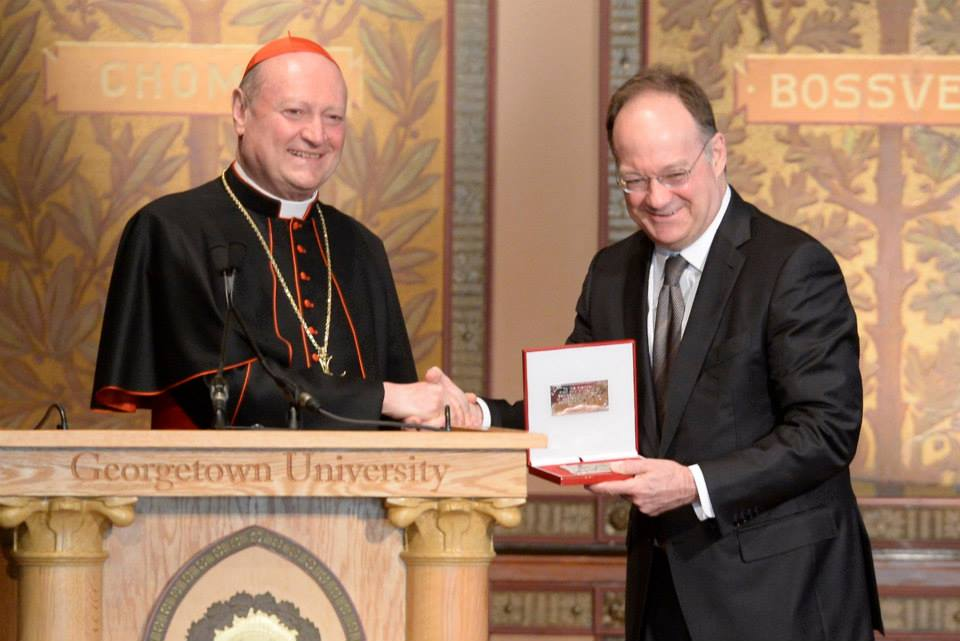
[587, 458, 698, 516]
[423, 366, 483, 427]
[382, 367, 482, 428]
[382, 379, 444, 423]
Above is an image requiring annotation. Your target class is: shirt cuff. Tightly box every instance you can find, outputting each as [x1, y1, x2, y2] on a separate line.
[689, 464, 715, 521]
[474, 397, 492, 430]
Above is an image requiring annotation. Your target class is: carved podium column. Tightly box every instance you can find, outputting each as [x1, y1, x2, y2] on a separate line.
[386, 497, 525, 641]
[0, 497, 136, 641]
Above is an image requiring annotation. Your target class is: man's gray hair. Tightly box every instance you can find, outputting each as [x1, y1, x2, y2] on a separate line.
[237, 65, 264, 107]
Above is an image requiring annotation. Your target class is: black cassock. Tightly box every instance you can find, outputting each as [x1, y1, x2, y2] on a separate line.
[92, 164, 417, 428]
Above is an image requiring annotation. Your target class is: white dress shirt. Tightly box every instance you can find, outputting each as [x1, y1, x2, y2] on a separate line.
[648, 186, 731, 520]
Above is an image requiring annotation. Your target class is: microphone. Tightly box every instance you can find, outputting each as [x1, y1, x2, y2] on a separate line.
[225, 242, 245, 306]
[208, 243, 247, 428]
[294, 387, 452, 431]
[32, 403, 69, 430]
[210, 242, 246, 307]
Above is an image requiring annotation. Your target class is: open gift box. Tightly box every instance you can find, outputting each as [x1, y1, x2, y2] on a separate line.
[522, 339, 641, 485]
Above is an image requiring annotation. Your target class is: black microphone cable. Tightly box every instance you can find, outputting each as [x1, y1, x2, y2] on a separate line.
[292, 381, 452, 432]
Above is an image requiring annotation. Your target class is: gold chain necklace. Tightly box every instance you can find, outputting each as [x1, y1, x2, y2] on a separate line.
[221, 172, 334, 375]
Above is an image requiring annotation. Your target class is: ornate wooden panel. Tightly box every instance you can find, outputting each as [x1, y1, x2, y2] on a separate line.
[491, 493, 960, 640]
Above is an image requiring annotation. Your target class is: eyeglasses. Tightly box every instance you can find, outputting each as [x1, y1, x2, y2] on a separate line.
[616, 136, 712, 195]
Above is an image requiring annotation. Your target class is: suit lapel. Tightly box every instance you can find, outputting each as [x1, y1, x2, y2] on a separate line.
[659, 192, 751, 455]
[621, 237, 658, 456]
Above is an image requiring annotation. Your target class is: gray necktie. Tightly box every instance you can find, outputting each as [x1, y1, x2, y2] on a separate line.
[652, 254, 688, 436]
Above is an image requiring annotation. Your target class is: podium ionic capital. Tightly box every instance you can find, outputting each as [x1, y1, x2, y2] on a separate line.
[0, 496, 137, 562]
[385, 497, 525, 561]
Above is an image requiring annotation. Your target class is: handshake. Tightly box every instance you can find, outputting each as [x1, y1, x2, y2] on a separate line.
[381, 366, 485, 429]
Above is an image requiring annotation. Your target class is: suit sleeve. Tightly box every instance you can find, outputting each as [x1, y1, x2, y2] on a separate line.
[697, 241, 863, 532]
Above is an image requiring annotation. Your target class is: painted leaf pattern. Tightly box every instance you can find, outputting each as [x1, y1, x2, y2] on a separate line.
[917, 4, 960, 53]
[92, 0, 183, 40]
[0, 12, 36, 83]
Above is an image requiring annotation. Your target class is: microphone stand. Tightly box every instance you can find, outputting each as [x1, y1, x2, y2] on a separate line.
[209, 245, 235, 429]
[210, 309, 232, 428]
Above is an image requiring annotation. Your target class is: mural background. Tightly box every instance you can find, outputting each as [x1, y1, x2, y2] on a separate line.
[0, 0, 454, 430]
[2, 0, 956, 490]
[604, 0, 960, 490]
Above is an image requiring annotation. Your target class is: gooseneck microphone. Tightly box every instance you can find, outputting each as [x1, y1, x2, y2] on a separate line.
[32, 403, 69, 429]
[208, 243, 246, 428]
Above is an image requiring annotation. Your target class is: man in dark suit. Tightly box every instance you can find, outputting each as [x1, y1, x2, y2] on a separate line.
[476, 67, 884, 641]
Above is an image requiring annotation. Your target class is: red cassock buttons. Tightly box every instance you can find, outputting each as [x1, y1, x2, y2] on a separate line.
[292, 221, 302, 230]
[300, 271, 311, 281]
[308, 326, 318, 335]
[303, 299, 315, 309]
[296, 244, 306, 254]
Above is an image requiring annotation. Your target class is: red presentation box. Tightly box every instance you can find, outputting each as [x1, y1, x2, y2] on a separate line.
[523, 340, 641, 485]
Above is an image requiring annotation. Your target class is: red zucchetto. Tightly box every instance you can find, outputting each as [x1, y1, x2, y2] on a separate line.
[243, 34, 338, 77]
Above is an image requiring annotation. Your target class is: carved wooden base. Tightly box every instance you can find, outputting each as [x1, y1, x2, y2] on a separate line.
[0, 429, 543, 640]
[0, 497, 136, 641]
[387, 497, 525, 641]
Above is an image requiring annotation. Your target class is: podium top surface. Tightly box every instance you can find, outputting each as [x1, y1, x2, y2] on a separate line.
[0, 427, 545, 451]
[0, 429, 546, 498]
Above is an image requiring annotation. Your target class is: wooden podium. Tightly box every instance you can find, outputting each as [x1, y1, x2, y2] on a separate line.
[0, 428, 545, 641]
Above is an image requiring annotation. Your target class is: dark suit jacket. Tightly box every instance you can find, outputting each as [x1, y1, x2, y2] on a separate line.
[489, 189, 883, 641]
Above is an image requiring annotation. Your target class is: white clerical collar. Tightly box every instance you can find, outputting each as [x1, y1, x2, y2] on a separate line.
[655, 185, 731, 272]
[232, 161, 318, 219]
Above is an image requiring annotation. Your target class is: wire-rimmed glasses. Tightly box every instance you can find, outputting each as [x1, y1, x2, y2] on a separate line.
[616, 136, 713, 195]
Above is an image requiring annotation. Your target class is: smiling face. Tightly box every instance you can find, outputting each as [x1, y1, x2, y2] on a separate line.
[612, 91, 727, 251]
[232, 52, 347, 200]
